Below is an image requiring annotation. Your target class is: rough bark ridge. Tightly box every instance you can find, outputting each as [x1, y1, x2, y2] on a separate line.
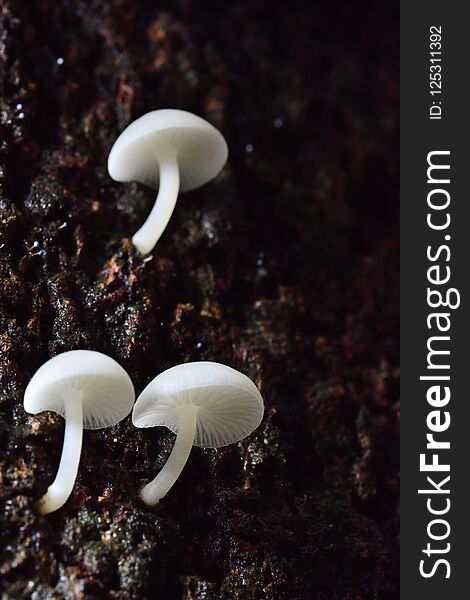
[0, 1, 399, 598]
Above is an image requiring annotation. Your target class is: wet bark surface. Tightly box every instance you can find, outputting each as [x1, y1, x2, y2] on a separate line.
[0, 1, 399, 598]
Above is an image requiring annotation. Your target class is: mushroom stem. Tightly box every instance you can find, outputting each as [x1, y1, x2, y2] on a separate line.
[132, 148, 180, 255]
[36, 394, 83, 515]
[140, 403, 198, 505]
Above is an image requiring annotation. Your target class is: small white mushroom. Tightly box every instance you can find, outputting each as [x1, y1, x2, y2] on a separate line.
[108, 109, 228, 255]
[24, 350, 135, 515]
[132, 361, 264, 506]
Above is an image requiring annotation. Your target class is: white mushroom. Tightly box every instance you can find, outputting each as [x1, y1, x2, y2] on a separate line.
[24, 350, 135, 515]
[108, 109, 228, 255]
[132, 361, 264, 506]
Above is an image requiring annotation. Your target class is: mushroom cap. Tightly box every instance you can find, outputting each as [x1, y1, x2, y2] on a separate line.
[107, 109, 228, 192]
[132, 362, 264, 448]
[24, 350, 135, 430]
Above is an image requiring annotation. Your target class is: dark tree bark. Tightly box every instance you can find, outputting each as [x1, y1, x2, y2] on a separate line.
[0, 1, 399, 598]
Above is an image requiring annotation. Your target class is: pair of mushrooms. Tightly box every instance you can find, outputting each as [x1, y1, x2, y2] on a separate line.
[24, 351, 264, 515]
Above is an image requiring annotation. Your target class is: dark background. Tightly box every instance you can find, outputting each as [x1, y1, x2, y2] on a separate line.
[401, 2, 469, 597]
[0, 1, 399, 598]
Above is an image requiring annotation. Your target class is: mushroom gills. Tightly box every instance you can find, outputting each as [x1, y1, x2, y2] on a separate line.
[132, 148, 180, 255]
[140, 403, 198, 505]
[36, 392, 84, 515]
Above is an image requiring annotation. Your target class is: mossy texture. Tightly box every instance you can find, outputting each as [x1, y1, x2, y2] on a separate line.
[0, 1, 398, 598]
